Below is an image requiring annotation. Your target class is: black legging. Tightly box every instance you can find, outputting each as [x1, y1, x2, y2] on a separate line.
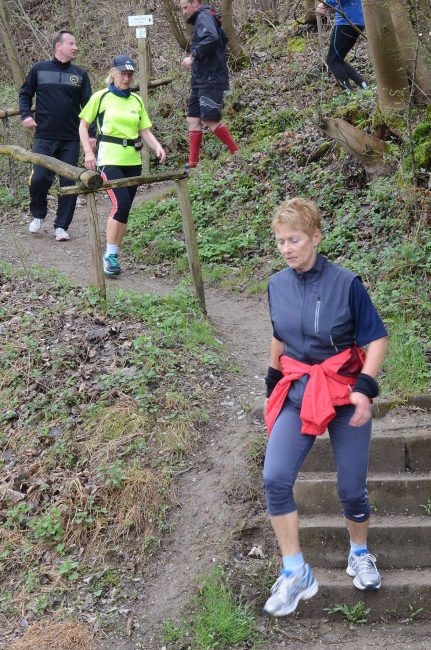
[326, 24, 366, 91]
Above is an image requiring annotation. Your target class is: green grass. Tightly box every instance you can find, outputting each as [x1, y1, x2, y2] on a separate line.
[163, 566, 257, 650]
[381, 318, 431, 395]
[193, 567, 255, 649]
[0, 263, 224, 618]
[161, 567, 255, 649]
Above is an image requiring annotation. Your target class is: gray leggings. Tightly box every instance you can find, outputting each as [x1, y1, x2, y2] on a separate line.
[263, 401, 371, 522]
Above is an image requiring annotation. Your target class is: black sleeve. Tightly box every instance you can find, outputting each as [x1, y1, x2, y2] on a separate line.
[81, 72, 97, 138]
[19, 67, 37, 120]
[193, 13, 221, 59]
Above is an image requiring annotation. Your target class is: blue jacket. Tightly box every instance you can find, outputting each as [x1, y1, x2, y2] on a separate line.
[324, 0, 364, 26]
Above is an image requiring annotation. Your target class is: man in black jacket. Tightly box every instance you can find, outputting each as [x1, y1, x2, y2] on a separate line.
[19, 30, 96, 241]
[180, 0, 239, 170]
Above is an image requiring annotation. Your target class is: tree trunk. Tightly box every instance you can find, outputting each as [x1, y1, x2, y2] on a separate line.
[390, 0, 431, 101]
[64, 0, 76, 31]
[258, 0, 278, 20]
[160, 0, 189, 50]
[303, 0, 317, 23]
[317, 116, 388, 176]
[0, 0, 25, 91]
[280, 1, 292, 21]
[362, 0, 409, 110]
[221, 0, 249, 68]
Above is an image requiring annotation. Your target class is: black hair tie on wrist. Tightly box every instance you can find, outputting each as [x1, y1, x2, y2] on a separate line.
[265, 366, 284, 398]
[353, 373, 379, 398]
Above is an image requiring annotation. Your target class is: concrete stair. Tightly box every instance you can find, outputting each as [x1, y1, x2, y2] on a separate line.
[293, 426, 431, 621]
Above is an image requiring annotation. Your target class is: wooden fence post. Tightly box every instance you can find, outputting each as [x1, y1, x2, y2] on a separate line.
[2, 113, 17, 199]
[174, 178, 206, 312]
[137, 36, 150, 173]
[86, 192, 106, 299]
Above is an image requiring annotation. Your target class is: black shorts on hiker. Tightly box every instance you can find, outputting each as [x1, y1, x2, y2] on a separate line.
[187, 86, 224, 122]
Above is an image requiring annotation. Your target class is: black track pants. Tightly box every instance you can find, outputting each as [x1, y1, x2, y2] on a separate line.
[326, 25, 366, 91]
[29, 138, 80, 230]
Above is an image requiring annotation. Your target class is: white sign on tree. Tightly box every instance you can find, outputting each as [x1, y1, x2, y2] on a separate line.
[128, 15, 153, 26]
[127, 14, 153, 171]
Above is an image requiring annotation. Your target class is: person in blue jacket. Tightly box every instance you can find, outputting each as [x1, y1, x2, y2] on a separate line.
[316, 0, 367, 92]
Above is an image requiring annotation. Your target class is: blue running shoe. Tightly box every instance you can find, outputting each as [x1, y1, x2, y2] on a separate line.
[347, 552, 381, 590]
[263, 564, 318, 617]
[103, 253, 121, 276]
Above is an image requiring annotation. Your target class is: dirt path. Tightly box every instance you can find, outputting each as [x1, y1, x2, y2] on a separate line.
[2, 193, 431, 650]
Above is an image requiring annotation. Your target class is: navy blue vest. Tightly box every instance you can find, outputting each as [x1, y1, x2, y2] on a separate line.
[268, 254, 357, 365]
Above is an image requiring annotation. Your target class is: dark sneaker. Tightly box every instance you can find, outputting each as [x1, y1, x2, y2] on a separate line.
[184, 163, 198, 173]
[347, 552, 381, 590]
[263, 564, 318, 617]
[103, 253, 121, 276]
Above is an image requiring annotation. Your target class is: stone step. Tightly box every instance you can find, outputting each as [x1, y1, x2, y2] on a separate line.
[300, 431, 431, 474]
[299, 515, 431, 568]
[292, 567, 431, 622]
[294, 473, 431, 515]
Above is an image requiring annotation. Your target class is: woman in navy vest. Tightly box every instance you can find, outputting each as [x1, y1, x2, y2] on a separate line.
[262, 198, 388, 617]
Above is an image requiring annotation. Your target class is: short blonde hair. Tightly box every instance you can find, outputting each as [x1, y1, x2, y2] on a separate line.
[271, 197, 321, 236]
[105, 67, 135, 84]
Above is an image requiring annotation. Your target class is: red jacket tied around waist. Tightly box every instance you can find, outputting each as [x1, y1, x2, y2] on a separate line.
[265, 346, 366, 436]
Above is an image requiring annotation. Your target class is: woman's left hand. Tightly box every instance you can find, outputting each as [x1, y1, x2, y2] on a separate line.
[155, 145, 166, 163]
[84, 151, 97, 171]
[349, 391, 372, 427]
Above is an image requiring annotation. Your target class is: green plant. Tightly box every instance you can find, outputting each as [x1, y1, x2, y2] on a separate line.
[419, 499, 431, 515]
[408, 604, 424, 619]
[24, 570, 40, 593]
[96, 459, 126, 489]
[325, 600, 370, 624]
[193, 566, 254, 648]
[58, 559, 80, 581]
[0, 591, 17, 614]
[5, 502, 32, 528]
[29, 508, 64, 542]
[32, 594, 49, 613]
[162, 618, 189, 645]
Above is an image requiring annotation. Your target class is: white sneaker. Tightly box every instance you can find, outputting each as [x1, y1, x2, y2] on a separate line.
[54, 228, 70, 241]
[29, 218, 44, 234]
[263, 564, 318, 617]
[347, 552, 381, 590]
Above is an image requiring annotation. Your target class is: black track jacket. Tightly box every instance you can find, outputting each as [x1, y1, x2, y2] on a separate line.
[188, 4, 229, 90]
[19, 57, 94, 141]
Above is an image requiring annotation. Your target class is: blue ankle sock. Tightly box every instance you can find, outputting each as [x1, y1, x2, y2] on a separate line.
[282, 552, 305, 574]
[106, 244, 119, 255]
[350, 541, 368, 556]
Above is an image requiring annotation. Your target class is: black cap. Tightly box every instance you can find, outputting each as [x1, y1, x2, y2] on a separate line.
[112, 55, 136, 71]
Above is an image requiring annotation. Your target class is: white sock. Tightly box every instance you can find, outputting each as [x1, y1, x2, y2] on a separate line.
[361, 81, 368, 89]
[106, 244, 119, 255]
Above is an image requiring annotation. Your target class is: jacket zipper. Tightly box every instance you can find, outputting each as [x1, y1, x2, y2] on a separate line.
[314, 299, 320, 333]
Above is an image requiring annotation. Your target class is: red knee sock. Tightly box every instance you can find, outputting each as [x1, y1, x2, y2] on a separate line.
[188, 130, 203, 167]
[213, 123, 239, 154]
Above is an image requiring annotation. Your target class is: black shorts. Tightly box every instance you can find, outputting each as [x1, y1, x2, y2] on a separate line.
[187, 86, 225, 122]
